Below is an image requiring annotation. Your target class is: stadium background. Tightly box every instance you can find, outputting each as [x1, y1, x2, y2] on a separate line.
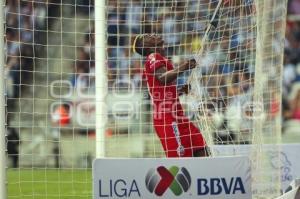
[3, 0, 300, 198]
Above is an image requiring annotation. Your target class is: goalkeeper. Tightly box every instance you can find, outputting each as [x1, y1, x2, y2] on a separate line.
[133, 34, 208, 157]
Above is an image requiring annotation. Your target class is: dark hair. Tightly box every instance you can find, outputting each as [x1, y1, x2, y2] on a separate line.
[134, 36, 148, 56]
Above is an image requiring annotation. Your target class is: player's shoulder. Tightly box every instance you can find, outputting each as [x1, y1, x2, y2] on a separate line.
[144, 53, 166, 72]
[146, 53, 164, 64]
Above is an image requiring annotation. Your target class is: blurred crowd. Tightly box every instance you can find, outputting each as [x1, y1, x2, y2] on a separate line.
[79, 0, 298, 140]
[283, 0, 300, 130]
[5, 0, 51, 168]
[5, 0, 60, 102]
[4, 0, 300, 137]
[73, 1, 220, 91]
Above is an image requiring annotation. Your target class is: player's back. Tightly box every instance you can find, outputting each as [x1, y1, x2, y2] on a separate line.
[144, 53, 176, 101]
[143, 53, 185, 123]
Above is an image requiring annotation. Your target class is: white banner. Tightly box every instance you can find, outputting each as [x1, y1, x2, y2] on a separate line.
[213, 144, 300, 193]
[93, 157, 251, 199]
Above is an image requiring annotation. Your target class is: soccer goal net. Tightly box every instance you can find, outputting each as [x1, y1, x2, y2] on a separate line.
[2, 0, 287, 198]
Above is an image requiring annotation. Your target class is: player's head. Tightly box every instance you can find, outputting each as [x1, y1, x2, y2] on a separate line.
[133, 34, 165, 56]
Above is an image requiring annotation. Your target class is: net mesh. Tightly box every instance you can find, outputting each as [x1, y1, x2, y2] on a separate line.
[4, 0, 287, 198]
[188, 0, 287, 197]
[187, 0, 287, 197]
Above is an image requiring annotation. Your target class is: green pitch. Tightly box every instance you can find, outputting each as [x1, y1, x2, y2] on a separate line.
[7, 169, 92, 199]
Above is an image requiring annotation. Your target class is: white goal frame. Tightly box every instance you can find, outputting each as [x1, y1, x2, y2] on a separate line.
[95, 0, 107, 158]
[0, 0, 7, 198]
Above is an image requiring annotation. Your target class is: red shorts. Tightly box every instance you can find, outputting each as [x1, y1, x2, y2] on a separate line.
[154, 119, 206, 157]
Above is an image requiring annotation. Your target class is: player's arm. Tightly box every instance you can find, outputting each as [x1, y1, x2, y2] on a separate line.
[155, 59, 196, 85]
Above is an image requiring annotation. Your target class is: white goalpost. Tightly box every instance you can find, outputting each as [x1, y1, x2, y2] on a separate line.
[95, 0, 107, 159]
[0, 0, 7, 197]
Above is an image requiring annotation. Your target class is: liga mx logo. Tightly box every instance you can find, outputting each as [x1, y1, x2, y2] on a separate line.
[145, 166, 191, 196]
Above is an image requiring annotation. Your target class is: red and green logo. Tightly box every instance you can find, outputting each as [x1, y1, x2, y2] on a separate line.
[145, 166, 191, 196]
